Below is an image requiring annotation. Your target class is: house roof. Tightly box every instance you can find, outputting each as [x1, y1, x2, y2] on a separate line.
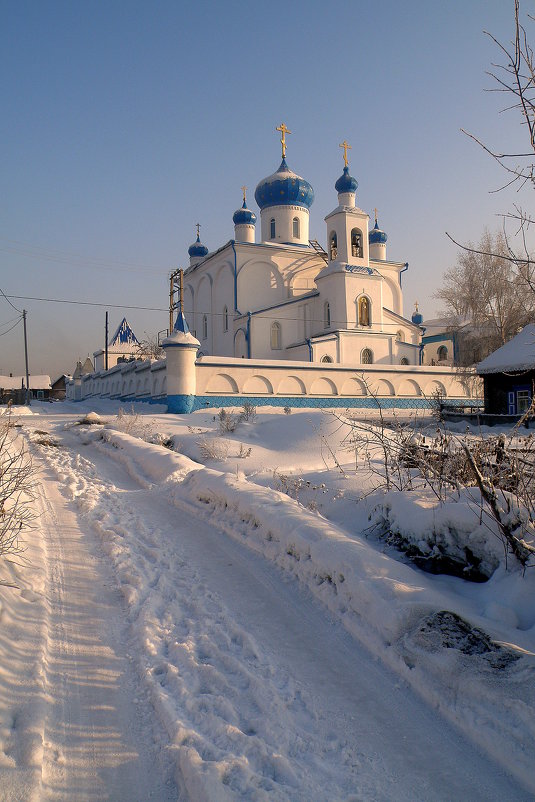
[0, 374, 51, 390]
[477, 324, 535, 375]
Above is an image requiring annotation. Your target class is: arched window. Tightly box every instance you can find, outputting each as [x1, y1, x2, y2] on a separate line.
[270, 218, 276, 239]
[202, 314, 208, 340]
[321, 355, 333, 363]
[292, 217, 300, 238]
[396, 330, 404, 342]
[329, 231, 337, 260]
[358, 296, 371, 326]
[400, 357, 409, 365]
[223, 306, 228, 332]
[270, 321, 282, 350]
[437, 345, 448, 361]
[361, 348, 373, 364]
[351, 228, 363, 258]
[324, 301, 331, 328]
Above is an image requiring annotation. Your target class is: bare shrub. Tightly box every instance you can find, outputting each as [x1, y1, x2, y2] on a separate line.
[113, 406, 153, 440]
[240, 402, 257, 423]
[197, 436, 230, 461]
[218, 409, 238, 433]
[0, 417, 36, 558]
[333, 396, 535, 570]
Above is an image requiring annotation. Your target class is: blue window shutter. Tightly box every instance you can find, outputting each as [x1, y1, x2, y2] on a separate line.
[508, 391, 516, 414]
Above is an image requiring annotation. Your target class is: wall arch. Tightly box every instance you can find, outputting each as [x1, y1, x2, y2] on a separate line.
[425, 380, 448, 397]
[242, 375, 274, 394]
[397, 379, 422, 396]
[340, 377, 367, 396]
[310, 377, 338, 396]
[375, 379, 395, 396]
[277, 375, 306, 395]
[205, 373, 239, 394]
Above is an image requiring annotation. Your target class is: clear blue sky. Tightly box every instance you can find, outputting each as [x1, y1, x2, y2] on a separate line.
[0, 0, 529, 378]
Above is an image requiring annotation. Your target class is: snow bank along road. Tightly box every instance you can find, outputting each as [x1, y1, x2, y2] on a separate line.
[0, 410, 530, 801]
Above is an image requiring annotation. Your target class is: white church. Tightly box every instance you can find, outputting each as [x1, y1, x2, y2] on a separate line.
[183, 125, 423, 367]
[68, 127, 475, 411]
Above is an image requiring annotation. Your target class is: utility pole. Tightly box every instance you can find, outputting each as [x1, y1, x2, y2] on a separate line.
[105, 311, 109, 370]
[22, 309, 30, 405]
[169, 274, 174, 334]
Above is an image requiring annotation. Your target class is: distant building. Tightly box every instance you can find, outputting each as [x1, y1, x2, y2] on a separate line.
[93, 317, 139, 370]
[0, 374, 51, 404]
[421, 316, 501, 367]
[50, 374, 70, 400]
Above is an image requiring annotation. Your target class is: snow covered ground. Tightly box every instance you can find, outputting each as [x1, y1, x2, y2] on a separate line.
[0, 400, 533, 800]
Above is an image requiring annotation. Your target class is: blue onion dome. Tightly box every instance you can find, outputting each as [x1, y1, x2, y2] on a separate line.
[412, 302, 423, 326]
[188, 233, 208, 258]
[254, 157, 314, 211]
[233, 199, 257, 226]
[369, 219, 388, 244]
[335, 165, 358, 194]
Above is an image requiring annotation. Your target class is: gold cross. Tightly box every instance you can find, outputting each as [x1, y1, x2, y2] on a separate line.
[195, 223, 201, 239]
[276, 123, 291, 158]
[241, 185, 247, 203]
[339, 140, 351, 167]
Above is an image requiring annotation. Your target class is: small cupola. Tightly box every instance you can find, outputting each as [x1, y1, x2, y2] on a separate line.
[188, 224, 209, 266]
[233, 187, 257, 243]
[335, 141, 358, 207]
[412, 301, 423, 326]
[369, 210, 388, 260]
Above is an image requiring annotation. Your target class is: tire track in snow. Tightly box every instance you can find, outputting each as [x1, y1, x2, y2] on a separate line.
[30, 440, 177, 802]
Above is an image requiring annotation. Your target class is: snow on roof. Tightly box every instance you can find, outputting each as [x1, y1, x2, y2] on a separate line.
[0, 374, 51, 390]
[110, 317, 139, 346]
[477, 324, 535, 374]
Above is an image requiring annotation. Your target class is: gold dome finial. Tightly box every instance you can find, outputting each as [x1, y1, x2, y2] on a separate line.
[276, 122, 291, 158]
[339, 139, 352, 168]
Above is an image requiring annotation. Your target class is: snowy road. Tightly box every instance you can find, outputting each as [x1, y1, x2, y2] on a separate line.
[1, 410, 530, 801]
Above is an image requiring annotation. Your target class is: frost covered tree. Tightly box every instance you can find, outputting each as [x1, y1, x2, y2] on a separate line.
[448, 1, 535, 294]
[435, 230, 535, 363]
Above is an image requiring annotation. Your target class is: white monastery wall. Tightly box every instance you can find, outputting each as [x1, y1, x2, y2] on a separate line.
[67, 354, 477, 409]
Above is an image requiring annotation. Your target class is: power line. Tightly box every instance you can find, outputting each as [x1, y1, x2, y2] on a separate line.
[0, 316, 22, 337]
[0, 313, 23, 329]
[0, 286, 22, 314]
[0, 237, 169, 275]
[5, 294, 167, 312]
[4, 294, 418, 328]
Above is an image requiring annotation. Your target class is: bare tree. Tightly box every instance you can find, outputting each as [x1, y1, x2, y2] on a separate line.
[133, 333, 164, 361]
[436, 230, 535, 363]
[447, 1, 535, 293]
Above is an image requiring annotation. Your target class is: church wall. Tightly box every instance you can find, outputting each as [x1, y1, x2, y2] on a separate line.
[237, 258, 285, 311]
[376, 268, 402, 316]
[193, 356, 476, 402]
[68, 353, 479, 410]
